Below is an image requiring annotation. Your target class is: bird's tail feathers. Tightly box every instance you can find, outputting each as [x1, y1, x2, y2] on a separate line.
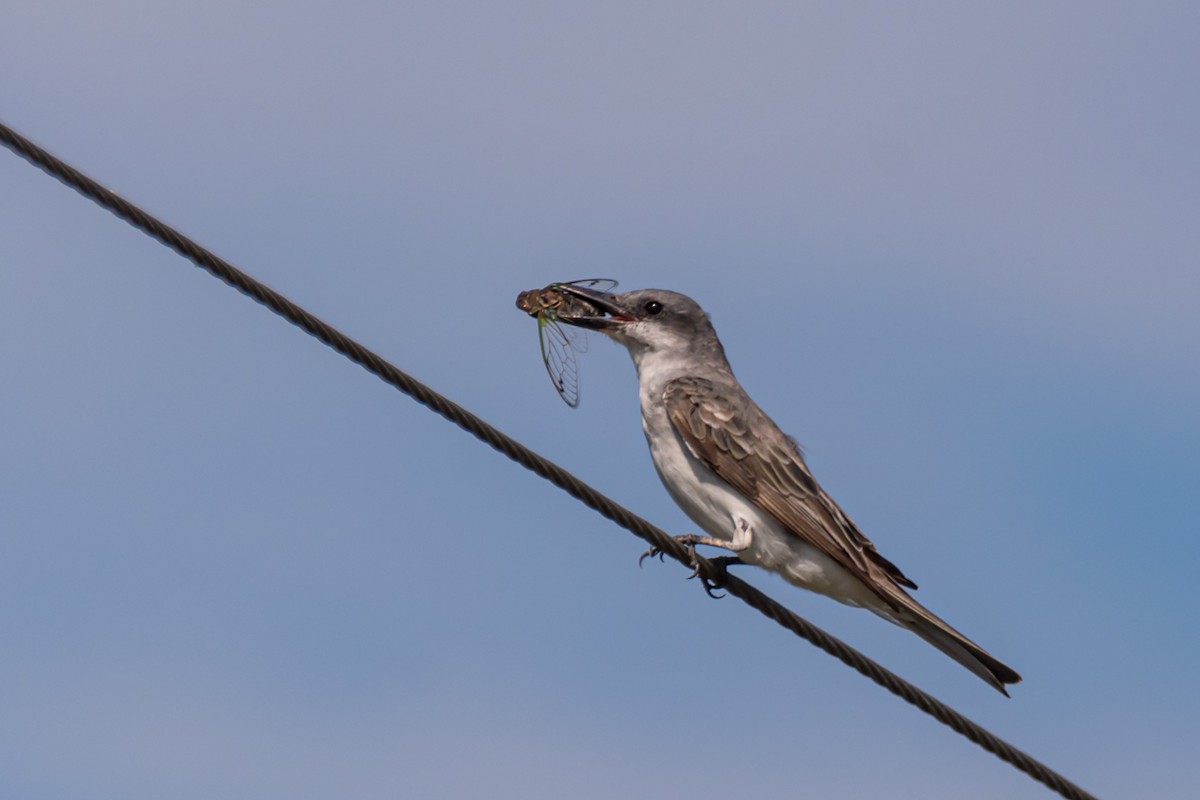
[898, 606, 1022, 695]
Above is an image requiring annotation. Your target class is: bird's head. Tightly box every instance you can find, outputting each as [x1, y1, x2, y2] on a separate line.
[557, 285, 721, 361]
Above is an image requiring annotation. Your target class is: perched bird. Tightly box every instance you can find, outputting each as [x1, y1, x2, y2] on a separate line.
[555, 284, 1021, 694]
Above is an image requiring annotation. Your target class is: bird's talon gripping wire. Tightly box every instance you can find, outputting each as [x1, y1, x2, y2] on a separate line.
[640, 536, 738, 599]
[638, 546, 666, 568]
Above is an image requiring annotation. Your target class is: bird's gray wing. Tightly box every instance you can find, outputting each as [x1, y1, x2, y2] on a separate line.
[663, 376, 917, 595]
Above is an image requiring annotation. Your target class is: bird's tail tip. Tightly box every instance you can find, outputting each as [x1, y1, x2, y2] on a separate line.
[904, 615, 1022, 695]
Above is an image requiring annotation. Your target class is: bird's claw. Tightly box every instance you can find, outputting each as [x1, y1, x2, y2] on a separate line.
[685, 552, 733, 599]
[687, 571, 728, 599]
[638, 546, 667, 568]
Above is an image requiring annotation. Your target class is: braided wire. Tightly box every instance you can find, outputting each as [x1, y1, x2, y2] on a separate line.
[1, 120, 1099, 800]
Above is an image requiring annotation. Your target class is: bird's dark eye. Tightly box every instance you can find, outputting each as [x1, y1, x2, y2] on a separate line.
[644, 300, 664, 315]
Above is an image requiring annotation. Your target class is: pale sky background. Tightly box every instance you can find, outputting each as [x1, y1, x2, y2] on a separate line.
[2, 3, 1198, 798]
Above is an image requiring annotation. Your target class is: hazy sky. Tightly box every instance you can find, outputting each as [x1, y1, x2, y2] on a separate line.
[2, 3, 1197, 798]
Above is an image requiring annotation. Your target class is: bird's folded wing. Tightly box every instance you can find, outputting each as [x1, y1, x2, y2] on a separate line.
[663, 376, 917, 595]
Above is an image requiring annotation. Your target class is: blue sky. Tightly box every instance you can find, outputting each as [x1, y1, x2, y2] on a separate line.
[2, 2, 1197, 798]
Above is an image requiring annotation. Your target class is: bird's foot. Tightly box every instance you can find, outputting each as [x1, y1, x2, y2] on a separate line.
[638, 535, 745, 599]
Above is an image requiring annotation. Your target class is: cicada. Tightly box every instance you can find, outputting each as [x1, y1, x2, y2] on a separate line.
[515, 279, 618, 407]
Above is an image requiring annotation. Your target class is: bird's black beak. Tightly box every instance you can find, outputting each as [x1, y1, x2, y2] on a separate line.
[555, 284, 634, 331]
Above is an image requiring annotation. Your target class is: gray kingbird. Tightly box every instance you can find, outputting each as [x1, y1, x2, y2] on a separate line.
[556, 284, 1021, 694]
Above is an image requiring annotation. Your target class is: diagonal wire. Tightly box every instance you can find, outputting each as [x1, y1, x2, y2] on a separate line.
[1, 120, 1099, 800]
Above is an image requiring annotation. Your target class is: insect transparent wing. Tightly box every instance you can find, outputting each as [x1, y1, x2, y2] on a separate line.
[554, 278, 618, 293]
[538, 313, 581, 407]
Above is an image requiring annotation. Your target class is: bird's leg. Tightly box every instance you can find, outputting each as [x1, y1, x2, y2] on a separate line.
[638, 533, 737, 566]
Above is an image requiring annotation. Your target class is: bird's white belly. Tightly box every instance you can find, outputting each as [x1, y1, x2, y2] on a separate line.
[640, 407, 880, 609]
